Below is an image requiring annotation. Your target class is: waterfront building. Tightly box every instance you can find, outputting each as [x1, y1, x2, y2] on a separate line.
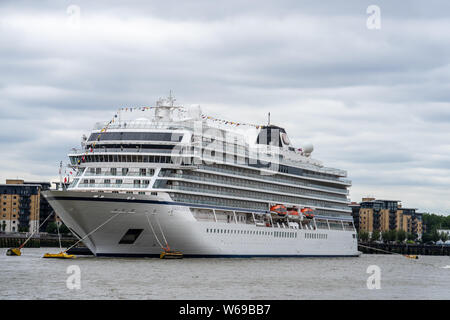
[350, 197, 423, 238]
[0, 179, 53, 233]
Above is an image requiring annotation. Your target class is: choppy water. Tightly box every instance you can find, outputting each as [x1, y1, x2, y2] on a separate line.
[0, 248, 449, 300]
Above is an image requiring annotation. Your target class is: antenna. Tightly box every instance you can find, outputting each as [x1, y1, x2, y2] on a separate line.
[268, 112, 271, 126]
[168, 90, 175, 107]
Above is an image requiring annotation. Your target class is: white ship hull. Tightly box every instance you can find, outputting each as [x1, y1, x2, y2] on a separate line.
[44, 190, 359, 257]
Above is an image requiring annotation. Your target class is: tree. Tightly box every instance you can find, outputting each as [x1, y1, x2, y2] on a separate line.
[59, 224, 70, 235]
[18, 226, 29, 232]
[381, 231, 390, 243]
[422, 213, 450, 233]
[46, 221, 70, 235]
[358, 230, 369, 242]
[46, 222, 57, 234]
[431, 229, 440, 243]
[407, 233, 415, 241]
[440, 232, 449, 244]
[387, 230, 397, 243]
[396, 230, 407, 243]
[371, 230, 380, 242]
[421, 232, 433, 243]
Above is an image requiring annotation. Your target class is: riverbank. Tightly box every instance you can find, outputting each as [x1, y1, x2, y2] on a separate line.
[0, 233, 77, 248]
[358, 242, 450, 256]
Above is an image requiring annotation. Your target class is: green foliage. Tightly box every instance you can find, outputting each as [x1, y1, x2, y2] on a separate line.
[46, 222, 57, 234]
[381, 231, 390, 243]
[46, 222, 70, 235]
[18, 226, 29, 232]
[421, 232, 433, 243]
[440, 232, 449, 243]
[422, 213, 450, 232]
[431, 229, 440, 243]
[407, 232, 416, 241]
[370, 230, 380, 242]
[396, 230, 407, 243]
[358, 230, 370, 242]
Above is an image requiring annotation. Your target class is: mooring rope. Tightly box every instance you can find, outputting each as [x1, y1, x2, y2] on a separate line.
[145, 212, 164, 249]
[154, 213, 170, 250]
[18, 211, 55, 249]
[64, 212, 121, 253]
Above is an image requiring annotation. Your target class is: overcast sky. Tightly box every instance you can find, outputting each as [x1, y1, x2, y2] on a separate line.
[1, 0, 449, 215]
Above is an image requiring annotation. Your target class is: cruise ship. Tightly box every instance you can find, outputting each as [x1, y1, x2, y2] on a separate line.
[43, 96, 359, 257]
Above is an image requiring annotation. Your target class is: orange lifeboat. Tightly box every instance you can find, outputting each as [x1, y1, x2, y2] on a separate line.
[301, 207, 315, 219]
[287, 207, 300, 220]
[270, 204, 287, 217]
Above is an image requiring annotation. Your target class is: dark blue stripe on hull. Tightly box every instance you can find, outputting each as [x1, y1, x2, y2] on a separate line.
[96, 253, 360, 258]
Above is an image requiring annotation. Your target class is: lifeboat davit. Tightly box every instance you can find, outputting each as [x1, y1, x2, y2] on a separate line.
[270, 204, 287, 217]
[301, 207, 315, 219]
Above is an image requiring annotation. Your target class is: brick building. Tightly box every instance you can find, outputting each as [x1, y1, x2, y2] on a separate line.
[350, 197, 423, 238]
[0, 179, 53, 233]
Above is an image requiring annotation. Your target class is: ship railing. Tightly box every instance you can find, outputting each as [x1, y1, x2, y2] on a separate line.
[164, 185, 349, 210]
[77, 183, 150, 189]
[93, 120, 195, 131]
[163, 173, 349, 202]
[196, 165, 349, 194]
[83, 171, 155, 177]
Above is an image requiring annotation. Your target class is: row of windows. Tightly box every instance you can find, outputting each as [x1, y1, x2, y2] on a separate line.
[164, 181, 346, 211]
[2, 202, 17, 205]
[206, 228, 298, 238]
[2, 196, 18, 200]
[166, 171, 347, 203]
[198, 164, 347, 194]
[87, 132, 183, 142]
[84, 167, 156, 177]
[170, 193, 267, 211]
[71, 155, 180, 165]
[305, 233, 328, 239]
[79, 179, 151, 187]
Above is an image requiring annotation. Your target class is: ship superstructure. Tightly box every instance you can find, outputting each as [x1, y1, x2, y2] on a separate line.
[44, 96, 358, 257]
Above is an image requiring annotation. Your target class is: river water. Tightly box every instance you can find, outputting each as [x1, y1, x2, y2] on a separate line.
[0, 248, 449, 300]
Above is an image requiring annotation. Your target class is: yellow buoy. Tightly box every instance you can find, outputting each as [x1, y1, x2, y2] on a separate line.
[160, 250, 183, 259]
[404, 255, 419, 260]
[43, 252, 76, 259]
[6, 248, 22, 256]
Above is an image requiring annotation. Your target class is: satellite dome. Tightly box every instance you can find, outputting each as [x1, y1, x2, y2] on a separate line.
[302, 143, 314, 154]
